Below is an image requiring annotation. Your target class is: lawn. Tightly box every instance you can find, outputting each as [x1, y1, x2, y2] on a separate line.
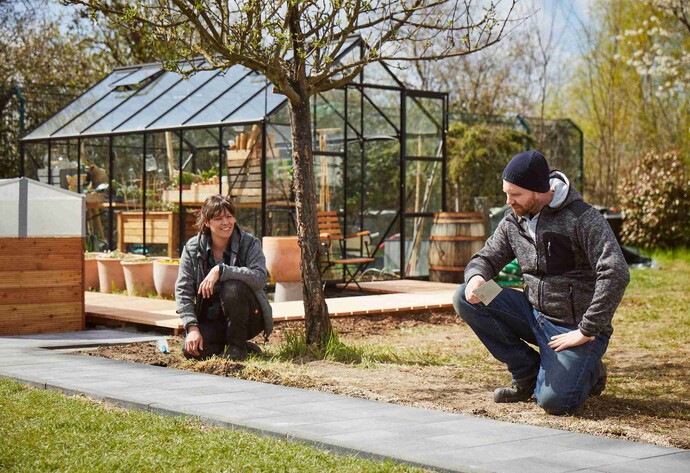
[0, 379, 426, 473]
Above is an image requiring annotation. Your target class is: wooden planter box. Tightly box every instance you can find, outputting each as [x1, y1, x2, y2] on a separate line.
[117, 211, 197, 257]
[0, 237, 84, 335]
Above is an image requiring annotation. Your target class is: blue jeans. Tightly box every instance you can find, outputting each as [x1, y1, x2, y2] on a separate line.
[453, 283, 608, 415]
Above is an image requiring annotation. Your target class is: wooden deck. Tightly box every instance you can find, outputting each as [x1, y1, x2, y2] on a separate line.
[338, 279, 459, 294]
[85, 280, 456, 334]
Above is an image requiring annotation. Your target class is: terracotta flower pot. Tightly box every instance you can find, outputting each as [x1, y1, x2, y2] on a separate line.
[84, 252, 106, 290]
[121, 260, 155, 297]
[153, 260, 180, 299]
[262, 236, 301, 282]
[96, 257, 126, 293]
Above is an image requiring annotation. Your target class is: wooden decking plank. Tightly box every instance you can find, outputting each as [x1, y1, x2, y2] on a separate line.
[338, 279, 459, 294]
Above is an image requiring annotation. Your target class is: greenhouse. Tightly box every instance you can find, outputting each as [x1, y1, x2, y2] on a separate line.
[20, 37, 448, 279]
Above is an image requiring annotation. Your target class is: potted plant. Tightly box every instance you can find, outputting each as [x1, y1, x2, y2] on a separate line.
[153, 259, 180, 299]
[84, 251, 107, 291]
[96, 250, 127, 293]
[121, 256, 156, 297]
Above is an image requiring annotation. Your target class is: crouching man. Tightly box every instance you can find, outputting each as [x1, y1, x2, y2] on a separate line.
[453, 151, 629, 415]
[176, 194, 273, 361]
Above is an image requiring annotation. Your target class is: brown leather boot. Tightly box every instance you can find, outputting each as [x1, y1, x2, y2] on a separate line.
[493, 376, 537, 403]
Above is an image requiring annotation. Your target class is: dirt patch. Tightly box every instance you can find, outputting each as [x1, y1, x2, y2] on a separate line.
[82, 311, 690, 449]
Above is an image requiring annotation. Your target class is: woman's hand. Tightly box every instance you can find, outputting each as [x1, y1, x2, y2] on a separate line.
[548, 329, 594, 352]
[184, 327, 204, 356]
[198, 265, 220, 298]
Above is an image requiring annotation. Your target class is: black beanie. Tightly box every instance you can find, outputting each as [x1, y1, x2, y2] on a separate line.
[502, 150, 551, 193]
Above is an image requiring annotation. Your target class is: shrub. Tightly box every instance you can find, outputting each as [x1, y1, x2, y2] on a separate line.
[447, 122, 532, 211]
[618, 151, 690, 249]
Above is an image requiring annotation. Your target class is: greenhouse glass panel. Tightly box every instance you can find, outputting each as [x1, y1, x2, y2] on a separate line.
[52, 87, 140, 138]
[25, 69, 134, 140]
[111, 134, 144, 252]
[405, 96, 444, 157]
[110, 67, 161, 87]
[144, 132, 176, 207]
[405, 159, 442, 214]
[314, 90, 345, 154]
[200, 73, 270, 124]
[115, 69, 219, 132]
[24, 142, 48, 182]
[404, 216, 433, 277]
[346, 87, 363, 138]
[345, 139, 363, 237]
[50, 139, 79, 189]
[223, 124, 263, 209]
[362, 61, 403, 87]
[363, 139, 400, 215]
[264, 122, 294, 236]
[81, 137, 111, 252]
[81, 72, 183, 136]
[226, 88, 285, 124]
[147, 71, 242, 129]
[314, 152, 343, 213]
[362, 88, 400, 138]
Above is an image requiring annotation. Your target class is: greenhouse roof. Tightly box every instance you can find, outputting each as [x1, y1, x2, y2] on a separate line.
[23, 37, 375, 141]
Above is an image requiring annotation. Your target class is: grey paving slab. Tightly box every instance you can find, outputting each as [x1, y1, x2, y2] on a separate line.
[0, 328, 687, 473]
[477, 448, 633, 473]
[540, 432, 685, 459]
[590, 451, 690, 473]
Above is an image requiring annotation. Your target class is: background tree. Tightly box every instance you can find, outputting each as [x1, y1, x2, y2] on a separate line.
[0, 0, 110, 178]
[561, 0, 689, 205]
[0, 0, 169, 179]
[62, 0, 516, 346]
[447, 122, 532, 211]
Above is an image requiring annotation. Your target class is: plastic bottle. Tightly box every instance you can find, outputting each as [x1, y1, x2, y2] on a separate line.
[157, 339, 169, 354]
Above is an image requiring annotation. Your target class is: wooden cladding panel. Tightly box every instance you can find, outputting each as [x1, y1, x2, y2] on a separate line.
[0, 269, 81, 289]
[0, 237, 84, 335]
[0, 302, 83, 336]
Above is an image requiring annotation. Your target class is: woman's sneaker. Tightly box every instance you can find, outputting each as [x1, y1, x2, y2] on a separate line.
[246, 341, 262, 355]
[223, 345, 248, 361]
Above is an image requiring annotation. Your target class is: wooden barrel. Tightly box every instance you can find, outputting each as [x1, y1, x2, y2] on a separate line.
[428, 212, 486, 283]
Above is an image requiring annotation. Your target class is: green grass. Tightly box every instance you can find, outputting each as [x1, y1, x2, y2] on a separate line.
[0, 380, 425, 473]
[267, 329, 451, 367]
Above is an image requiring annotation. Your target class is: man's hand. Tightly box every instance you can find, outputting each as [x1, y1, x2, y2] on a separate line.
[465, 276, 486, 304]
[548, 329, 594, 352]
[198, 266, 220, 298]
[184, 326, 204, 356]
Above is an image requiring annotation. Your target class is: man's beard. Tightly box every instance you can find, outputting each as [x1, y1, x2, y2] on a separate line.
[511, 195, 539, 217]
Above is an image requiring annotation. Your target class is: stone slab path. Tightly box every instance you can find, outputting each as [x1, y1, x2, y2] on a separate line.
[1, 329, 687, 472]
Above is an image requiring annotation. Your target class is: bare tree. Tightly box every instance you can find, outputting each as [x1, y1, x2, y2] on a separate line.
[63, 0, 516, 346]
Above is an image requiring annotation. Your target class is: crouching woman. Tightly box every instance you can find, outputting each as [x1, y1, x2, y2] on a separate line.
[175, 194, 273, 360]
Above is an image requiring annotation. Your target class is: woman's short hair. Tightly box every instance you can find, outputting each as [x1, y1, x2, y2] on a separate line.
[195, 194, 236, 235]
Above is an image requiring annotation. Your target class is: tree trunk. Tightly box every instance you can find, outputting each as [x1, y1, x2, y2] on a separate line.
[288, 95, 332, 346]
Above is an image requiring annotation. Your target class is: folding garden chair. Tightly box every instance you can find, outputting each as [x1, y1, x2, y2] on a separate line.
[317, 211, 375, 291]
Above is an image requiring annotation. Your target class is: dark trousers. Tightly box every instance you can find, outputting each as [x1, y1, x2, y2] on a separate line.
[453, 284, 608, 415]
[183, 280, 264, 360]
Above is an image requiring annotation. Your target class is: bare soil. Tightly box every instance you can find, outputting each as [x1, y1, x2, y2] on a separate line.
[84, 311, 690, 449]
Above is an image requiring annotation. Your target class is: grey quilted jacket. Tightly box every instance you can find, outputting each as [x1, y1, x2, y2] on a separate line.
[464, 173, 629, 337]
[175, 228, 273, 338]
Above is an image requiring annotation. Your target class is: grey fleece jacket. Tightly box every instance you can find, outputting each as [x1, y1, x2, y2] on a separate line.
[464, 172, 630, 337]
[175, 227, 273, 338]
